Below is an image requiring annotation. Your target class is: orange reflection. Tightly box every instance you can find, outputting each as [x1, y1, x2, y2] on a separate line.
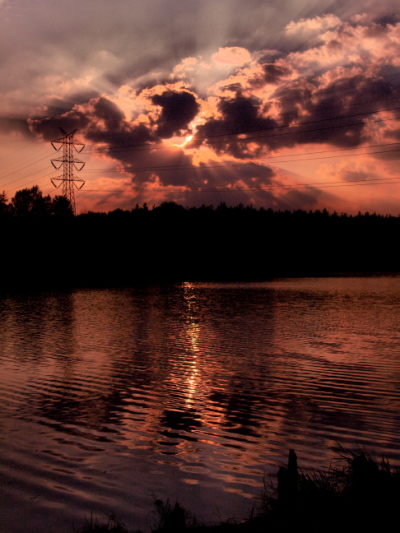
[183, 282, 200, 407]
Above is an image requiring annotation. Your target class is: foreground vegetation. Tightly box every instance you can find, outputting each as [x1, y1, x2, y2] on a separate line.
[75, 448, 400, 533]
[2, 186, 400, 289]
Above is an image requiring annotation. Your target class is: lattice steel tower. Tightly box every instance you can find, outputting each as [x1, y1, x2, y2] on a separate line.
[50, 128, 85, 214]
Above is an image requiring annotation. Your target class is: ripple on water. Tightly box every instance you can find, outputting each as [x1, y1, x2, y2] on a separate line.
[1, 279, 400, 532]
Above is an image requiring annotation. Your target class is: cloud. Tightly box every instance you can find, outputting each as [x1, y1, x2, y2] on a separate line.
[318, 159, 381, 183]
[341, 170, 370, 182]
[195, 93, 279, 157]
[151, 90, 200, 138]
[0, 117, 31, 136]
[194, 69, 397, 160]
[285, 18, 400, 74]
[212, 47, 252, 66]
[28, 107, 90, 142]
[9, 2, 400, 214]
[190, 15, 400, 163]
[4, 1, 385, 117]
[285, 14, 342, 36]
[261, 63, 292, 84]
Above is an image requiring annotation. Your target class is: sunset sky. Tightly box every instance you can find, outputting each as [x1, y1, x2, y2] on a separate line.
[1, 0, 400, 214]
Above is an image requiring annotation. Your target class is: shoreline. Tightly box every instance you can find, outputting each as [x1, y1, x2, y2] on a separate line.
[76, 448, 400, 533]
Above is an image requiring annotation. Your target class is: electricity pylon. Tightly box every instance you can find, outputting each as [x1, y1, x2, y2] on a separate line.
[50, 128, 85, 214]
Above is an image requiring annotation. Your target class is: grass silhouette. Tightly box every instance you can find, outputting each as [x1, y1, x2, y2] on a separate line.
[75, 447, 400, 533]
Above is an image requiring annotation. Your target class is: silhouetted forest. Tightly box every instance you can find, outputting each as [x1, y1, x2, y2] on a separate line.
[1, 186, 400, 290]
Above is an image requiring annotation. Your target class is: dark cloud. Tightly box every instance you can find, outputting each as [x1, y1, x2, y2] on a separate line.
[29, 96, 156, 149]
[1, 0, 399, 118]
[195, 94, 279, 158]
[87, 97, 125, 132]
[273, 80, 313, 127]
[123, 148, 196, 188]
[151, 90, 199, 138]
[279, 186, 321, 210]
[121, 157, 284, 210]
[385, 128, 400, 141]
[26, 78, 335, 213]
[0, 117, 32, 136]
[219, 83, 243, 93]
[189, 161, 274, 190]
[108, 141, 275, 193]
[341, 170, 369, 182]
[32, 92, 279, 198]
[217, 95, 266, 131]
[28, 109, 90, 141]
[295, 74, 398, 147]
[262, 64, 292, 84]
[44, 91, 100, 118]
[274, 73, 397, 150]
[20, 4, 400, 215]
[195, 67, 400, 161]
[374, 13, 400, 26]
[363, 23, 389, 39]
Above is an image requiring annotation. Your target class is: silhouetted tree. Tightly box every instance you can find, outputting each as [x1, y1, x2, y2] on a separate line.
[0, 191, 8, 217]
[2, 195, 400, 289]
[153, 201, 186, 215]
[52, 195, 74, 217]
[11, 185, 53, 217]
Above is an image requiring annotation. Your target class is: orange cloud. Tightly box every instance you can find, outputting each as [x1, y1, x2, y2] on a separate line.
[22, 11, 400, 214]
[212, 47, 252, 66]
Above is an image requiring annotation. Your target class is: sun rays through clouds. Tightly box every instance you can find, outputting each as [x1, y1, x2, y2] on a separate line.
[1, 1, 400, 213]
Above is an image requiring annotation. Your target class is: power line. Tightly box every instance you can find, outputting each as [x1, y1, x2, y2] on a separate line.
[264, 147, 400, 165]
[4, 140, 399, 195]
[81, 174, 400, 195]
[0, 143, 48, 168]
[273, 71, 400, 105]
[4, 136, 399, 192]
[2, 77, 400, 204]
[0, 154, 51, 183]
[78, 84, 400, 156]
[0, 164, 54, 189]
[78, 143, 400, 176]
[81, 104, 400, 157]
[2, 86, 398, 189]
[3, 128, 400, 198]
[7, 172, 57, 195]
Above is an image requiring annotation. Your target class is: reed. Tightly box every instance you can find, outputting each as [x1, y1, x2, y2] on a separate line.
[75, 447, 400, 533]
[74, 511, 130, 533]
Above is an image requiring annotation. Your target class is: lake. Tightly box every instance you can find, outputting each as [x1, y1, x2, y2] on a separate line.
[1, 277, 400, 532]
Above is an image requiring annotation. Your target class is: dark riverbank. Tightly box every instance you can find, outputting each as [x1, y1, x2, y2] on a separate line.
[76, 448, 400, 533]
[2, 201, 400, 290]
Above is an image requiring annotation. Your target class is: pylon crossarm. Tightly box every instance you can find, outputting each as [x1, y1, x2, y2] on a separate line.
[73, 143, 85, 153]
[51, 178, 63, 188]
[51, 141, 63, 151]
[73, 179, 86, 190]
[73, 162, 85, 171]
[51, 159, 64, 170]
[71, 155, 84, 163]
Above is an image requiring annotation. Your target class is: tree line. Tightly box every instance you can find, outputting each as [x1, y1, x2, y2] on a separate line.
[1, 186, 400, 290]
[0, 186, 73, 218]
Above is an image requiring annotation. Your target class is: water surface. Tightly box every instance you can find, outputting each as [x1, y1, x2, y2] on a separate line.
[1, 278, 400, 531]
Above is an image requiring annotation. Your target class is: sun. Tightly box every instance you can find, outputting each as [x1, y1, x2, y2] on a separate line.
[169, 134, 194, 148]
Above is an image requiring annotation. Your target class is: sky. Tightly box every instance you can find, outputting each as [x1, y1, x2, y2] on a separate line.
[1, 0, 400, 214]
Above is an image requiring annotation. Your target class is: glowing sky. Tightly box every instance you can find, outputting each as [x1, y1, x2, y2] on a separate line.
[1, 0, 400, 214]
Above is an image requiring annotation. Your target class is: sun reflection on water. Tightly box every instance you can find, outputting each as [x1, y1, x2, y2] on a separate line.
[2, 279, 400, 533]
[183, 281, 201, 407]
